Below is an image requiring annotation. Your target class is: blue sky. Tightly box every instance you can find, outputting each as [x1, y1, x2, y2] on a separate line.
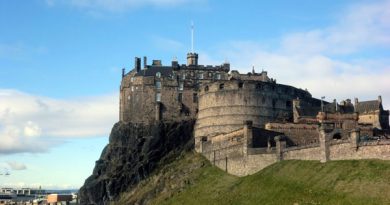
[0, 0, 389, 189]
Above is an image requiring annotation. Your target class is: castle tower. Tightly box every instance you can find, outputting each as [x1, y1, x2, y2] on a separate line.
[187, 53, 198, 66]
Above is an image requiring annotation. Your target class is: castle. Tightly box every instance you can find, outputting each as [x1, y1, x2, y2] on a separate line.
[120, 52, 390, 176]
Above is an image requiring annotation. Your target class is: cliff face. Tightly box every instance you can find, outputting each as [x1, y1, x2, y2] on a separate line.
[79, 120, 195, 205]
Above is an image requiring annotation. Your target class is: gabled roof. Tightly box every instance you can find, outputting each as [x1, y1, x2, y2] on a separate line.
[356, 100, 381, 113]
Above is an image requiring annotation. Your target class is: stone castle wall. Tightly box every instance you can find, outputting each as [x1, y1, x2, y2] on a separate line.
[265, 123, 319, 145]
[120, 75, 195, 123]
[200, 124, 390, 177]
[195, 80, 318, 148]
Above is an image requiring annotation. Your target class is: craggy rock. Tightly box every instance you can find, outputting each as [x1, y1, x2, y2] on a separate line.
[79, 120, 195, 205]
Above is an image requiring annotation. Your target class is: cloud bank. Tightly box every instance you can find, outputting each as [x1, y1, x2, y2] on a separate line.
[0, 89, 118, 154]
[204, 0, 390, 109]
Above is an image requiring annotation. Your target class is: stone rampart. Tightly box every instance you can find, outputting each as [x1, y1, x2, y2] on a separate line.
[201, 123, 390, 177]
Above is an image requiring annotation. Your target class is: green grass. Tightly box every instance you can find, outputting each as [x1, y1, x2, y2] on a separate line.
[117, 152, 390, 205]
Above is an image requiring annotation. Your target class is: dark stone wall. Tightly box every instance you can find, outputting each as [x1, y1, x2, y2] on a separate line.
[79, 120, 195, 205]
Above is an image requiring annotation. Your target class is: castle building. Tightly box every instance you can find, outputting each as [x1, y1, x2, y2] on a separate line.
[119, 53, 230, 123]
[120, 52, 390, 176]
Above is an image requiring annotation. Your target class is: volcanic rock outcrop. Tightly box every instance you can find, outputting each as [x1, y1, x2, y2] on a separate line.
[79, 120, 195, 205]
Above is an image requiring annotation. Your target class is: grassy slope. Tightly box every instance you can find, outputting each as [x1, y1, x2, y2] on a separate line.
[117, 152, 390, 205]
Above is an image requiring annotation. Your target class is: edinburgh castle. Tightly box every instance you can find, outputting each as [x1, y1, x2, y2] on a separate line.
[119, 52, 390, 176]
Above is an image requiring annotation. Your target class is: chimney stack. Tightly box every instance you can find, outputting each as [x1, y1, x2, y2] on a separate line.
[122, 68, 125, 78]
[135, 57, 141, 73]
[143, 56, 147, 68]
[378, 95, 382, 103]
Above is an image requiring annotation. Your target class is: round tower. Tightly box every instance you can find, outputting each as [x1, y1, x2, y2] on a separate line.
[187, 52, 198, 66]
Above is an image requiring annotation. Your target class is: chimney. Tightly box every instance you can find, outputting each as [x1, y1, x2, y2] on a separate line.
[135, 57, 141, 73]
[354, 98, 358, 106]
[122, 68, 125, 78]
[172, 60, 178, 68]
[143, 56, 147, 68]
[378, 95, 382, 103]
[334, 99, 338, 112]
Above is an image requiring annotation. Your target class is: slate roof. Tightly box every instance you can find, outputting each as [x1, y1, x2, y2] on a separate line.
[319, 102, 355, 114]
[355, 100, 381, 113]
[135, 66, 173, 77]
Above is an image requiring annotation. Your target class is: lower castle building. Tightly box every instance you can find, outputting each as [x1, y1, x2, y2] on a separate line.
[120, 52, 390, 176]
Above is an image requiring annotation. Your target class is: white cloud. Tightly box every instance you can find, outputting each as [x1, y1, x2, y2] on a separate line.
[24, 121, 42, 137]
[0, 89, 118, 154]
[205, 0, 390, 109]
[7, 161, 27, 170]
[46, 0, 205, 12]
[281, 0, 390, 55]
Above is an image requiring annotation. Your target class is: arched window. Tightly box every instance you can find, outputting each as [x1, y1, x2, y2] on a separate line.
[333, 133, 342, 140]
[156, 72, 161, 78]
[219, 83, 224, 90]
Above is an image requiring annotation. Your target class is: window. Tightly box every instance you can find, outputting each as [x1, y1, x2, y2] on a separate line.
[238, 82, 243, 88]
[286, 100, 292, 108]
[255, 83, 262, 90]
[208, 72, 212, 77]
[179, 82, 184, 91]
[193, 93, 198, 103]
[156, 81, 161, 89]
[215, 73, 221, 80]
[156, 93, 161, 102]
[272, 99, 276, 108]
[156, 72, 161, 78]
[182, 74, 186, 80]
[127, 95, 130, 101]
[219, 83, 224, 90]
[178, 93, 183, 102]
[204, 86, 209, 92]
[131, 86, 134, 91]
[197, 73, 204, 79]
[131, 77, 135, 82]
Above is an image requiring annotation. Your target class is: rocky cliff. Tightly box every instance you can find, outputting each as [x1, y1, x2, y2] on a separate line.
[79, 120, 195, 205]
